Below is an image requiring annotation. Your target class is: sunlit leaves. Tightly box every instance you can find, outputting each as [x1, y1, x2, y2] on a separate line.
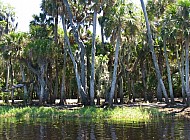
[0, 1, 16, 36]
[26, 38, 54, 58]
[0, 32, 29, 60]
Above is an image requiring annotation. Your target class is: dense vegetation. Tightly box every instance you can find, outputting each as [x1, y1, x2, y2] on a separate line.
[0, 0, 189, 107]
[0, 106, 164, 122]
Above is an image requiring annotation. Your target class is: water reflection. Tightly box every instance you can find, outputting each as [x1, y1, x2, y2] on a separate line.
[0, 117, 190, 140]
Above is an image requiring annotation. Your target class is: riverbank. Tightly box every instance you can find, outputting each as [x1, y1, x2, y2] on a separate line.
[0, 98, 190, 121]
[0, 105, 165, 123]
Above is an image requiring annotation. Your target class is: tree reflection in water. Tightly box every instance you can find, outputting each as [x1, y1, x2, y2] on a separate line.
[0, 117, 190, 140]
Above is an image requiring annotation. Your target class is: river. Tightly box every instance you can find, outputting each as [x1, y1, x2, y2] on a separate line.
[0, 117, 190, 140]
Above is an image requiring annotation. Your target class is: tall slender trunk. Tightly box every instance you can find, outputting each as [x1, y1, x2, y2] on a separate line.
[131, 79, 136, 102]
[114, 83, 118, 104]
[54, 9, 58, 45]
[10, 57, 14, 104]
[61, 14, 88, 106]
[20, 64, 28, 105]
[90, 8, 97, 105]
[47, 63, 53, 104]
[108, 28, 121, 107]
[141, 59, 147, 102]
[96, 60, 102, 105]
[119, 76, 123, 104]
[163, 36, 174, 104]
[177, 45, 186, 103]
[38, 64, 46, 105]
[80, 47, 87, 94]
[63, 0, 89, 105]
[157, 46, 163, 102]
[140, 0, 169, 103]
[5, 62, 10, 91]
[54, 60, 59, 103]
[53, 5, 59, 104]
[185, 36, 190, 106]
[60, 49, 67, 105]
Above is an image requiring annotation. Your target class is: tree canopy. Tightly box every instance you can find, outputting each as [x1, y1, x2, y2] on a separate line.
[0, 0, 189, 106]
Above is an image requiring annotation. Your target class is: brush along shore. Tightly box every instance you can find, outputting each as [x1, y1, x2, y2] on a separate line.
[0, 98, 189, 122]
[0, 105, 166, 122]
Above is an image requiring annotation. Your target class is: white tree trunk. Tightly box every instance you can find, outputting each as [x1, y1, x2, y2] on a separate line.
[185, 36, 190, 105]
[20, 64, 28, 105]
[60, 49, 67, 105]
[177, 45, 186, 102]
[61, 14, 88, 105]
[38, 64, 46, 105]
[163, 36, 174, 103]
[90, 8, 97, 105]
[109, 30, 120, 106]
[140, 0, 169, 103]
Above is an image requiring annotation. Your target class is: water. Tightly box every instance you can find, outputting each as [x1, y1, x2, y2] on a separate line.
[0, 117, 190, 140]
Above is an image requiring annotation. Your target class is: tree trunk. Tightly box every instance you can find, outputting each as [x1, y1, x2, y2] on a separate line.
[119, 76, 123, 104]
[53, 8, 59, 104]
[54, 9, 58, 45]
[131, 79, 136, 102]
[60, 49, 67, 105]
[53, 60, 59, 104]
[157, 46, 163, 102]
[114, 83, 118, 104]
[90, 8, 97, 105]
[80, 46, 86, 94]
[38, 63, 46, 105]
[185, 36, 190, 106]
[177, 45, 186, 103]
[61, 14, 88, 106]
[127, 72, 132, 100]
[163, 35, 175, 104]
[47, 63, 53, 104]
[96, 60, 102, 106]
[62, 0, 89, 105]
[141, 59, 147, 102]
[108, 28, 121, 107]
[20, 64, 28, 105]
[140, 0, 169, 103]
[5, 62, 10, 91]
[157, 82, 162, 102]
[10, 57, 14, 104]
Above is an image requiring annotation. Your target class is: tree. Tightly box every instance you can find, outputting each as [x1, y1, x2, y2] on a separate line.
[61, 12, 89, 105]
[90, 4, 98, 105]
[22, 13, 55, 105]
[177, 0, 190, 105]
[140, 0, 169, 103]
[0, 1, 16, 36]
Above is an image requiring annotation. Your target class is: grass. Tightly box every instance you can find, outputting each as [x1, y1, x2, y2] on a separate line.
[0, 105, 165, 122]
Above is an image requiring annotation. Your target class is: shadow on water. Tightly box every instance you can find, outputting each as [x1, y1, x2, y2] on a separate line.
[0, 117, 190, 140]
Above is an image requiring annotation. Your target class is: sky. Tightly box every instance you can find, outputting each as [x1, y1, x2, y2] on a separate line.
[1, 0, 146, 32]
[2, 0, 41, 32]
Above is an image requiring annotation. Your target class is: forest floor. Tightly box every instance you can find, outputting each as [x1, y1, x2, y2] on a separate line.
[1, 98, 190, 119]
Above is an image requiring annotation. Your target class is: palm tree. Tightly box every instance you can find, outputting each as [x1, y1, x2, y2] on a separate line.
[109, 25, 121, 106]
[41, 0, 63, 104]
[140, 0, 169, 103]
[21, 13, 55, 105]
[163, 30, 175, 104]
[61, 13, 89, 105]
[178, 0, 190, 105]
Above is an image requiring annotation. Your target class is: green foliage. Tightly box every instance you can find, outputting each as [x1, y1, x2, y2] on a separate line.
[0, 106, 165, 123]
[27, 38, 54, 57]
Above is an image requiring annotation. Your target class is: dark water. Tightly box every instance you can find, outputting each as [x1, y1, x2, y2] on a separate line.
[0, 117, 190, 140]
